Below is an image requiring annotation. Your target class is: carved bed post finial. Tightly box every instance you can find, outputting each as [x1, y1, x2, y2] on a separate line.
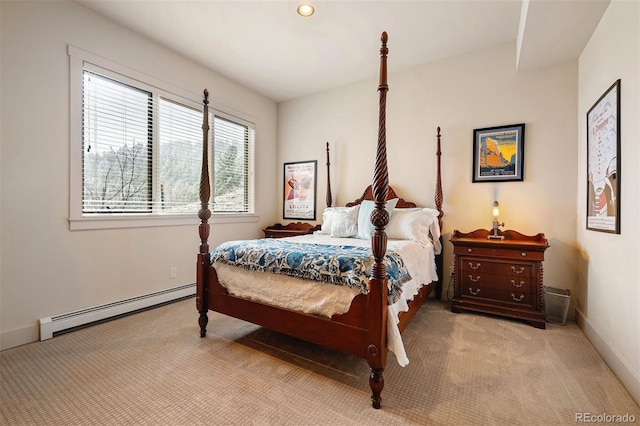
[326, 142, 332, 208]
[379, 31, 388, 93]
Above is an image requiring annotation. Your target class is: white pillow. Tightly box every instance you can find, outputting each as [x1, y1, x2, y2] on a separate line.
[421, 207, 440, 220]
[419, 207, 442, 253]
[329, 205, 360, 238]
[319, 207, 350, 235]
[356, 198, 399, 240]
[387, 208, 440, 246]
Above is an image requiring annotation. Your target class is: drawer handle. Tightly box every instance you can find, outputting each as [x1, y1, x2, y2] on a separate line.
[521, 252, 527, 257]
[469, 288, 481, 295]
[511, 266, 525, 274]
[468, 275, 481, 282]
[511, 280, 524, 288]
[467, 248, 473, 253]
[469, 262, 481, 270]
[511, 293, 525, 302]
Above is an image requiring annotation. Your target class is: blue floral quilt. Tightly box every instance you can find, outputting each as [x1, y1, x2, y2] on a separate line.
[210, 239, 411, 304]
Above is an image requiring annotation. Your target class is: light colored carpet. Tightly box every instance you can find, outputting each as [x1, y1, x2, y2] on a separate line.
[1, 298, 638, 425]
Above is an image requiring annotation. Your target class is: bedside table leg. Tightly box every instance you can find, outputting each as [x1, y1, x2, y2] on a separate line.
[530, 320, 546, 329]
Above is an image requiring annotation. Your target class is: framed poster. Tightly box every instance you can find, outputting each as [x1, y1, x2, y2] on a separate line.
[283, 160, 317, 220]
[587, 79, 621, 234]
[472, 123, 525, 182]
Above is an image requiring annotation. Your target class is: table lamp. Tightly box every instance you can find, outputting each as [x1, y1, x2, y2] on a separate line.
[488, 200, 505, 240]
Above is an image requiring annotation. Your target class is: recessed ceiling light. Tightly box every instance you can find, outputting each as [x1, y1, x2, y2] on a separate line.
[297, 3, 315, 17]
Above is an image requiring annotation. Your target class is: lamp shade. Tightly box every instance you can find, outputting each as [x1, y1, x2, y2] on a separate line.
[492, 201, 500, 218]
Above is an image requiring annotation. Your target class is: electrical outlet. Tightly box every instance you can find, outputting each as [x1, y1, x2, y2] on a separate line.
[170, 266, 178, 279]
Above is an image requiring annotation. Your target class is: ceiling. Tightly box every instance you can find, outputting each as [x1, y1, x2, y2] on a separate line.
[76, 0, 610, 103]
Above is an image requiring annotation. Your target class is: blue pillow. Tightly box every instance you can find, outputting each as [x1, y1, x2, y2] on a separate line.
[356, 198, 399, 239]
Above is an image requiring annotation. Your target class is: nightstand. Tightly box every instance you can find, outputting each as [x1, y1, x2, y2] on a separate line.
[263, 222, 320, 238]
[450, 229, 549, 329]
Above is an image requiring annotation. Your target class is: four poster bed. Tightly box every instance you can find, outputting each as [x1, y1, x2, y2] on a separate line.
[196, 32, 444, 408]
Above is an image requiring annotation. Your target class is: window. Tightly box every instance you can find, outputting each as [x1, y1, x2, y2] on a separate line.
[69, 46, 256, 229]
[158, 98, 203, 214]
[212, 116, 254, 212]
[82, 71, 154, 214]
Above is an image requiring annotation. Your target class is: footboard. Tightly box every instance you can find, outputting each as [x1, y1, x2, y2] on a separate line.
[204, 273, 371, 358]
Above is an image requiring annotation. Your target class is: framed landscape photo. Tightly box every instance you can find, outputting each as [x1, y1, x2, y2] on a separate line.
[472, 123, 525, 182]
[283, 160, 317, 220]
[587, 79, 621, 234]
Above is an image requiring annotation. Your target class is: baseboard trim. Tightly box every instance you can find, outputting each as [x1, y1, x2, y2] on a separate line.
[575, 307, 640, 405]
[38, 284, 195, 341]
[0, 325, 40, 352]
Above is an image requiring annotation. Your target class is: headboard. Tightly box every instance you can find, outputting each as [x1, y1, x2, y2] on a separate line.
[324, 126, 443, 230]
[346, 186, 417, 209]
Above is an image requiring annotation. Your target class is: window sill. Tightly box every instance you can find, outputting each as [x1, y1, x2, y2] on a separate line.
[69, 213, 259, 231]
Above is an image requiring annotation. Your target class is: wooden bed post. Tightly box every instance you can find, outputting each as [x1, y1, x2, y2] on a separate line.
[434, 126, 444, 299]
[435, 127, 443, 229]
[326, 142, 332, 208]
[197, 89, 211, 338]
[367, 31, 390, 409]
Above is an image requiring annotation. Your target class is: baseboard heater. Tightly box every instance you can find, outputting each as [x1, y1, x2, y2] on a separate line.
[38, 283, 195, 340]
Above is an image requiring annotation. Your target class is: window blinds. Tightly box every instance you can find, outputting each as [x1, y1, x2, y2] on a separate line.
[82, 71, 152, 213]
[212, 116, 255, 213]
[158, 98, 202, 213]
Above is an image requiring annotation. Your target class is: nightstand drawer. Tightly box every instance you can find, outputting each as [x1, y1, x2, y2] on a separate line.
[460, 286, 533, 307]
[458, 272, 533, 292]
[455, 245, 545, 261]
[459, 257, 534, 278]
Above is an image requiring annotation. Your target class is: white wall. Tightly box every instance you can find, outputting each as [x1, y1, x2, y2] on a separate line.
[0, 1, 278, 349]
[279, 41, 579, 311]
[576, 0, 640, 404]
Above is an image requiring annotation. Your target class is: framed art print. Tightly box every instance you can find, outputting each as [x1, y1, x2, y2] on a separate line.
[472, 123, 525, 182]
[587, 79, 621, 234]
[283, 160, 317, 220]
